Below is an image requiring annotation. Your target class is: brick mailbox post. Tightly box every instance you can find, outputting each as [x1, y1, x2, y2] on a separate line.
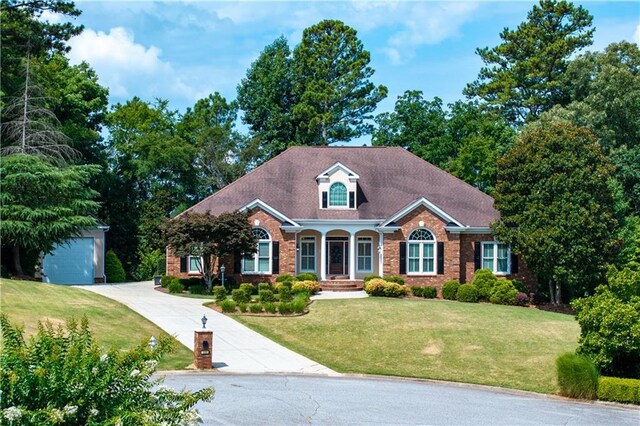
[194, 315, 213, 369]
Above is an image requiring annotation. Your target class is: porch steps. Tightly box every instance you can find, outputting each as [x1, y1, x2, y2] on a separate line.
[319, 280, 364, 292]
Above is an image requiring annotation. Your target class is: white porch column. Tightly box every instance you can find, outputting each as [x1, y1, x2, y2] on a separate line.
[320, 232, 327, 281]
[349, 232, 356, 280]
[378, 232, 384, 277]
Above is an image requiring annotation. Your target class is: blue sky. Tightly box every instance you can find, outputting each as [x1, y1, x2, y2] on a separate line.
[55, 1, 639, 143]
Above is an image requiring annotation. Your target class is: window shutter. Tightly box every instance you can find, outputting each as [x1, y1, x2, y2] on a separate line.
[510, 252, 519, 274]
[349, 191, 355, 208]
[272, 241, 280, 274]
[322, 192, 328, 208]
[437, 242, 445, 275]
[474, 242, 481, 271]
[233, 253, 241, 273]
[180, 256, 187, 273]
[399, 242, 407, 275]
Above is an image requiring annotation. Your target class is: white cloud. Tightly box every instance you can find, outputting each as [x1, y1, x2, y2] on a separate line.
[38, 10, 62, 23]
[634, 24, 640, 44]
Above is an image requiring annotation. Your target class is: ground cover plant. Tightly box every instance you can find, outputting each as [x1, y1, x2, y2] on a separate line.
[235, 297, 579, 393]
[0, 279, 192, 369]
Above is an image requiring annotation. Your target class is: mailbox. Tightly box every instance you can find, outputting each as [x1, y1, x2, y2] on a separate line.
[194, 329, 213, 369]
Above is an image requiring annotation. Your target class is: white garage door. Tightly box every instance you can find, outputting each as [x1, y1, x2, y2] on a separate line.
[43, 238, 94, 285]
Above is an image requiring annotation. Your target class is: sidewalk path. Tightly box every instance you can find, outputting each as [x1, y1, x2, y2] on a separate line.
[78, 281, 337, 375]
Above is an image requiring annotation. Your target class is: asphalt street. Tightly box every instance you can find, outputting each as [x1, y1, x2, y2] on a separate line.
[160, 373, 639, 425]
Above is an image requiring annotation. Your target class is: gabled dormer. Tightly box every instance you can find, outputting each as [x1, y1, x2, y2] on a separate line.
[316, 162, 359, 210]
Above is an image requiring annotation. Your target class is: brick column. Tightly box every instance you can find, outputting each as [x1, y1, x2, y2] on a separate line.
[194, 330, 213, 369]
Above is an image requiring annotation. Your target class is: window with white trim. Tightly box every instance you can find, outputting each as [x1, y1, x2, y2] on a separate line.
[482, 242, 510, 274]
[329, 182, 347, 207]
[243, 228, 271, 274]
[407, 228, 436, 274]
[300, 237, 316, 272]
[188, 255, 203, 274]
[357, 237, 373, 272]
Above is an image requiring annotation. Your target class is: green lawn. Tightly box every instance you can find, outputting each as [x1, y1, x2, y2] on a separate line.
[235, 298, 580, 394]
[0, 279, 192, 370]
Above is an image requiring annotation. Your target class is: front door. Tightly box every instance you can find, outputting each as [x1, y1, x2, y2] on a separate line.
[328, 241, 348, 275]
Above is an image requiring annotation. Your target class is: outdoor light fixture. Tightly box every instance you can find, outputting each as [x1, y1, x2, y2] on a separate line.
[220, 265, 226, 289]
[149, 335, 157, 349]
[201, 314, 208, 329]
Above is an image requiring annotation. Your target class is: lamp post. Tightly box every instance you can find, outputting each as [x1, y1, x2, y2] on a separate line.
[220, 264, 226, 290]
[149, 335, 157, 350]
[201, 314, 208, 329]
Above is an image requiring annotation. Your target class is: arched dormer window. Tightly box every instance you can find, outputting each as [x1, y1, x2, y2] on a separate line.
[407, 228, 436, 274]
[243, 228, 271, 274]
[329, 182, 347, 207]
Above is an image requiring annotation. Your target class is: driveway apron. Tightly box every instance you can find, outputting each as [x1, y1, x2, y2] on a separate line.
[77, 281, 337, 375]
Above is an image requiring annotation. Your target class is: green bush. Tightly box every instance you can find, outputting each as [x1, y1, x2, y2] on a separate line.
[0, 315, 213, 424]
[212, 286, 227, 303]
[259, 289, 275, 303]
[179, 277, 202, 288]
[257, 283, 271, 292]
[237, 302, 248, 313]
[422, 286, 437, 299]
[383, 283, 409, 297]
[239, 283, 255, 296]
[219, 299, 237, 313]
[556, 353, 599, 399]
[511, 279, 528, 294]
[167, 281, 184, 294]
[278, 285, 293, 302]
[189, 284, 205, 295]
[292, 280, 320, 294]
[249, 303, 263, 314]
[291, 297, 307, 314]
[231, 288, 251, 304]
[384, 275, 405, 285]
[363, 278, 388, 297]
[411, 286, 423, 297]
[278, 302, 293, 315]
[105, 250, 127, 283]
[597, 376, 640, 404]
[161, 275, 179, 288]
[471, 269, 498, 301]
[363, 274, 380, 283]
[296, 272, 318, 281]
[133, 248, 165, 280]
[263, 302, 277, 314]
[490, 280, 518, 305]
[457, 284, 479, 303]
[275, 274, 295, 283]
[442, 280, 459, 300]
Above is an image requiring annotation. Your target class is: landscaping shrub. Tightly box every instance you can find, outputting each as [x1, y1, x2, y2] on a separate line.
[161, 275, 179, 288]
[383, 283, 409, 297]
[275, 274, 295, 283]
[296, 272, 318, 281]
[167, 281, 184, 294]
[179, 277, 202, 289]
[212, 286, 227, 303]
[556, 353, 599, 399]
[597, 377, 640, 404]
[259, 289, 275, 303]
[471, 269, 498, 301]
[278, 285, 293, 302]
[292, 280, 320, 294]
[105, 250, 127, 283]
[515, 292, 530, 306]
[384, 275, 405, 285]
[249, 303, 263, 314]
[411, 286, 423, 297]
[512, 279, 528, 294]
[231, 288, 251, 304]
[257, 283, 271, 292]
[442, 280, 459, 300]
[363, 278, 388, 297]
[219, 299, 237, 313]
[133, 248, 165, 281]
[291, 297, 307, 314]
[189, 284, 205, 295]
[263, 302, 277, 314]
[489, 280, 518, 305]
[457, 284, 479, 303]
[363, 274, 380, 283]
[274, 280, 293, 290]
[0, 315, 213, 424]
[422, 286, 437, 299]
[239, 283, 255, 296]
[278, 302, 293, 315]
[238, 302, 248, 313]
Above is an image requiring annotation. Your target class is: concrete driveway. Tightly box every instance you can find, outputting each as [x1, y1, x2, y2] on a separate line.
[78, 281, 336, 375]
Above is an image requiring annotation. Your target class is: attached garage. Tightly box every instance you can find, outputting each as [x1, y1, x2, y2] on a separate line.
[42, 226, 108, 285]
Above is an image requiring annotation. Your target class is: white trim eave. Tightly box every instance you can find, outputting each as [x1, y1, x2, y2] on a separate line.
[240, 199, 302, 228]
[445, 226, 493, 234]
[381, 197, 464, 228]
[376, 226, 401, 233]
[295, 219, 383, 225]
[316, 162, 360, 181]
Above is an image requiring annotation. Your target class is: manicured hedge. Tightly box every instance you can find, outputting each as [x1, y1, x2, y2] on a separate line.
[556, 353, 598, 399]
[275, 274, 295, 283]
[167, 281, 184, 294]
[597, 377, 640, 404]
[296, 272, 318, 281]
[442, 280, 459, 300]
[364, 278, 409, 297]
[422, 286, 437, 299]
[457, 284, 478, 303]
[105, 250, 127, 283]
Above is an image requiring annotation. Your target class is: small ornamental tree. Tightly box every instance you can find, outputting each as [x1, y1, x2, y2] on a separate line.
[162, 211, 256, 291]
[492, 122, 618, 304]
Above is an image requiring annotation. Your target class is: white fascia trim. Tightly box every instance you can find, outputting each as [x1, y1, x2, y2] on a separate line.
[381, 197, 464, 228]
[315, 162, 360, 181]
[376, 226, 401, 233]
[240, 199, 301, 228]
[295, 219, 383, 226]
[445, 226, 493, 234]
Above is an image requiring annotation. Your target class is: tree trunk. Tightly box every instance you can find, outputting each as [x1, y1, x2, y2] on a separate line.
[12, 245, 24, 276]
[548, 278, 556, 305]
[202, 256, 214, 292]
[555, 282, 562, 306]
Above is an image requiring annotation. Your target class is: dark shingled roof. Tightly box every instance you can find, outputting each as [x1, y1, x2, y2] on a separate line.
[184, 146, 499, 227]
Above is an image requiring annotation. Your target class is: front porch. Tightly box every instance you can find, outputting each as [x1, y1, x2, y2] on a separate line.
[319, 279, 364, 292]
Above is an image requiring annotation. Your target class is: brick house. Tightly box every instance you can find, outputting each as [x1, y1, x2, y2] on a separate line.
[166, 147, 534, 293]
